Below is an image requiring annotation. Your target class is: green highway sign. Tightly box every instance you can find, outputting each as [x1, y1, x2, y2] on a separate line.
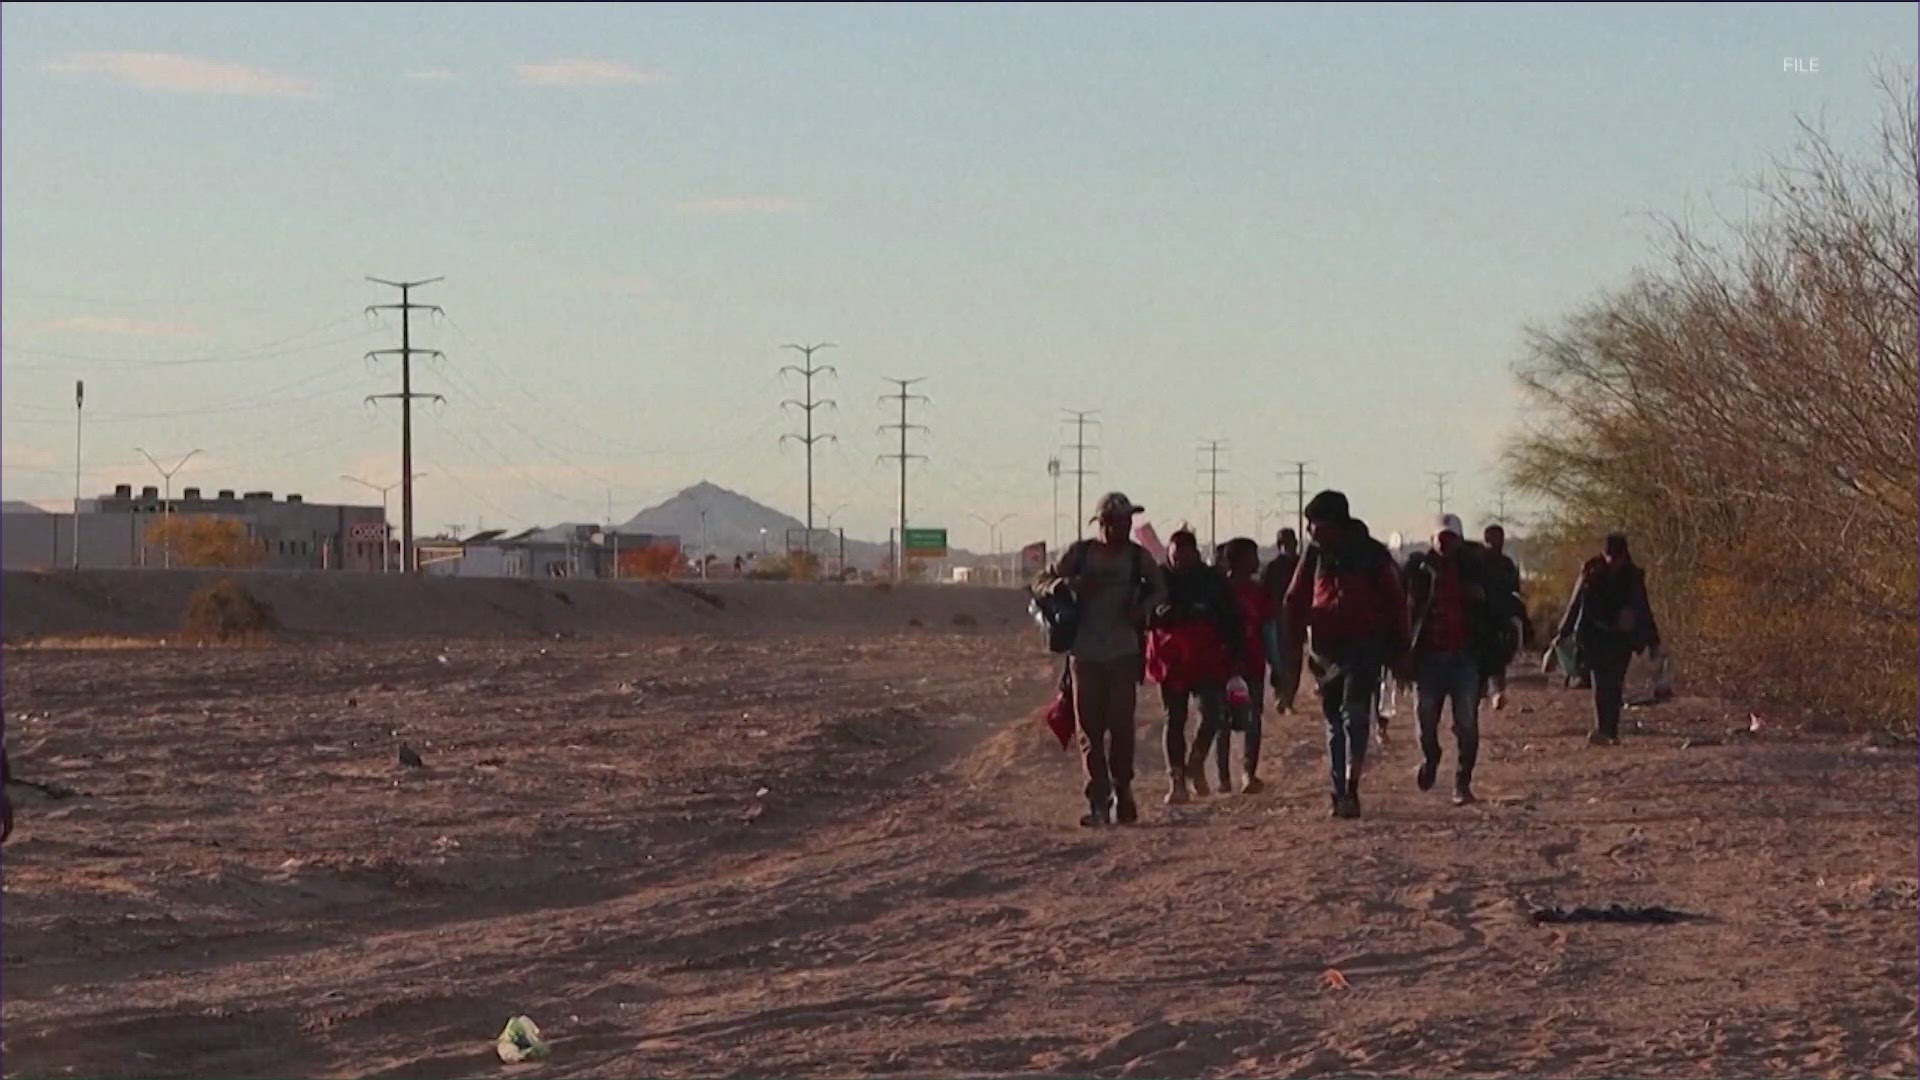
[902, 527, 948, 556]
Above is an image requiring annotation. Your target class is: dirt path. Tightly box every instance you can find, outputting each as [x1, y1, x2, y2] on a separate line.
[3, 633, 1914, 1078]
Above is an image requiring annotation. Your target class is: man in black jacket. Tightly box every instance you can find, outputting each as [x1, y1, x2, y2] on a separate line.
[1553, 533, 1660, 745]
[1260, 528, 1303, 713]
[1479, 524, 1528, 711]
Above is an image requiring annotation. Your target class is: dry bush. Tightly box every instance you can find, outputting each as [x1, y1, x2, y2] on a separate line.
[182, 578, 278, 642]
[1506, 71, 1917, 733]
[616, 542, 682, 581]
[143, 516, 265, 568]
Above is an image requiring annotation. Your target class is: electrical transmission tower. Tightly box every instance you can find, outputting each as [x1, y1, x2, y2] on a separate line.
[779, 342, 837, 557]
[878, 377, 929, 581]
[1198, 439, 1228, 554]
[1280, 460, 1316, 541]
[1061, 409, 1100, 540]
[1429, 471, 1454, 517]
[365, 276, 445, 574]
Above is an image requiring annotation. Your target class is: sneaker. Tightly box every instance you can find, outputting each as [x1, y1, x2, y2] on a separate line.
[1335, 792, 1362, 819]
[1416, 757, 1438, 792]
[1079, 806, 1112, 827]
[1165, 777, 1191, 805]
[1492, 692, 1508, 711]
[1242, 775, 1265, 795]
[1114, 790, 1139, 824]
[1329, 793, 1345, 817]
[1217, 773, 1235, 795]
[1452, 785, 1477, 807]
[1587, 732, 1618, 747]
[1188, 765, 1211, 798]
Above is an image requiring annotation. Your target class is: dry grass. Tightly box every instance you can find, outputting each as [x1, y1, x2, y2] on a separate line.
[181, 579, 278, 643]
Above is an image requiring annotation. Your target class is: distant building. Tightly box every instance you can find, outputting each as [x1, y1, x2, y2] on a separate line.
[423, 524, 681, 579]
[0, 483, 387, 571]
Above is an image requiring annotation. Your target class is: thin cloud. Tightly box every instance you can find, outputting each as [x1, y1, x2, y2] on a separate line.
[42, 51, 319, 97]
[41, 315, 201, 339]
[676, 196, 805, 216]
[512, 59, 665, 87]
[402, 70, 462, 83]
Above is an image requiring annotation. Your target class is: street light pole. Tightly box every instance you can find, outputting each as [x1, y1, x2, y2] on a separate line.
[137, 447, 201, 569]
[342, 473, 426, 573]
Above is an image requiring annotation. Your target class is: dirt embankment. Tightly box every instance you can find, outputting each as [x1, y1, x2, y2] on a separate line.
[0, 570, 1032, 642]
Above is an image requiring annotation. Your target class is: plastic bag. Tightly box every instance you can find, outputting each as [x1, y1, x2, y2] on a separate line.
[496, 1015, 550, 1063]
[1650, 647, 1674, 701]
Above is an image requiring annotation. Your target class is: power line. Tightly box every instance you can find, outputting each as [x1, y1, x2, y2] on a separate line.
[1198, 438, 1228, 554]
[779, 342, 837, 555]
[1061, 409, 1100, 541]
[1280, 461, 1316, 541]
[365, 276, 445, 574]
[878, 377, 929, 581]
[1429, 471, 1454, 517]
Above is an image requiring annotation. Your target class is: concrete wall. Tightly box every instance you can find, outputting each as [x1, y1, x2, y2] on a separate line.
[2, 512, 151, 570]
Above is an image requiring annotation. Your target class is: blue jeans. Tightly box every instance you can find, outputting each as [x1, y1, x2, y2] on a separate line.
[1319, 658, 1380, 796]
[1416, 651, 1481, 782]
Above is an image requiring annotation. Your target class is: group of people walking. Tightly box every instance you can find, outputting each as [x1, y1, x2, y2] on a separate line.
[1039, 489, 1659, 827]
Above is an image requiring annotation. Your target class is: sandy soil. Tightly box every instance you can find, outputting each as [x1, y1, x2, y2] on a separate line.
[2, 632, 1914, 1079]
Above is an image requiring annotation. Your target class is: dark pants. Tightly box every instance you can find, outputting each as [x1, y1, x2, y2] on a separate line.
[1417, 651, 1481, 783]
[1162, 683, 1226, 779]
[1589, 641, 1634, 739]
[1318, 656, 1381, 796]
[1072, 656, 1139, 808]
[1222, 679, 1265, 780]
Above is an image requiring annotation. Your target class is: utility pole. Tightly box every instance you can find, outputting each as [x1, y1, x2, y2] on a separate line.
[1429, 471, 1454, 517]
[879, 377, 929, 581]
[72, 380, 83, 569]
[136, 447, 201, 569]
[1281, 461, 1316, 540]
[1046, 456, 1061, 554]
[1494, 488, 1510, 527]
[779, 343, 837, 559]
[365, 276, 446, 574]
[1198, 439, 1228, 554]
[1061, 410, 1100, 540]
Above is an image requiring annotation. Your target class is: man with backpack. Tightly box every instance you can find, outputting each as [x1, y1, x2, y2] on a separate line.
[1403, 514, 1494, 805]
[1551, 533, 1660, 745]
[1283, 491, 1409, 819]
[1046, 492, 1167, 826]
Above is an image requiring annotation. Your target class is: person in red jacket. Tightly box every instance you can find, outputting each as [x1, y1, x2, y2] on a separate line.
[1283, 490, 1410, 819]
[1220, 537, 1278, 794]
[1147, 528, 1243, 803]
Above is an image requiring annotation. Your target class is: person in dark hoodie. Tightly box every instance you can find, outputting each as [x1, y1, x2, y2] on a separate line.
[1551, 533, 1660, 745]
[1283, 491, 1410, 819]
[1479, 524, 1528, 711]
[1148, 527, 1244, 802]
[1261, 528, 1304, 714]
[1403, 513, 1493, 805]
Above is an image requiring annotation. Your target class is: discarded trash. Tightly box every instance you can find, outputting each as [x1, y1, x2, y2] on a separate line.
[1530, 903, 1698, 925]
[748, 729, 770, 738]
[398, 743, 425, 769]
[495, 1015, 549, 1063]
[1321, 968, 1350, 990]
[755, 786, 771, 799]
[1679, 738, 1723, 750]
[436, 655, 450, 665]
[1748, 714, 1764, 733]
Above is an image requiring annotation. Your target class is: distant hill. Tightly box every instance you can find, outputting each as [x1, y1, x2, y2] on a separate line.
[619, 481, 976, 571]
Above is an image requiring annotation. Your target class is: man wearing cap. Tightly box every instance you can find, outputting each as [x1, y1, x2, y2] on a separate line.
[1404, 514, 1494, 805]
[1050, 492, 1167, 826]
[1283, 490, 1409, 819]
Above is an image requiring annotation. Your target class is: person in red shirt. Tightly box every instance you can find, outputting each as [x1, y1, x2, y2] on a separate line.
[1219, 537, 1278, 794]
[1403, 514, 1492, 805]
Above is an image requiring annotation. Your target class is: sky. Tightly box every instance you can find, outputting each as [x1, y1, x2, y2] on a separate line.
[3, 2, 1914, 554]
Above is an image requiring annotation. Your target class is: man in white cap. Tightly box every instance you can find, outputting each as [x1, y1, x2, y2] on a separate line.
[1401, 513, 1492, 805]
[1049, 492, 1167, 826]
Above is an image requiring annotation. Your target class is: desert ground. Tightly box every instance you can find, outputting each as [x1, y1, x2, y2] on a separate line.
[1, 576, 1915, 1079]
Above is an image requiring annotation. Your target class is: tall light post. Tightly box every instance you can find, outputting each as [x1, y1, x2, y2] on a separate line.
[136, 447, 201, 569]
[341, 473, 426, 573]
[969, 511, 1014, 585]
[72, 380, 84, 570]
[1046, 457, 1061, 555]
